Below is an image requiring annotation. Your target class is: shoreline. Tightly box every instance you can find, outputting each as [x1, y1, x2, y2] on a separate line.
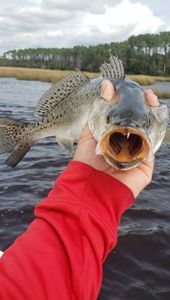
[0, 66, 170, 98]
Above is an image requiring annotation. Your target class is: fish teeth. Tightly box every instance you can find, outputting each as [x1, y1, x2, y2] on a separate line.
[127, 132, 130, 139]
[95, 144, 103, 155]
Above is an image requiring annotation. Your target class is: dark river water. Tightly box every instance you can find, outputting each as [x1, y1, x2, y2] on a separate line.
[0, 78, 170, 299]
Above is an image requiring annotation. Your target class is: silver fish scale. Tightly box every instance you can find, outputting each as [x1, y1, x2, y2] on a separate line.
[35, 70, 89, 118]
[41, 77, 103, 125]
[36, 55, 125, 120]
[4, 55, 167, 169]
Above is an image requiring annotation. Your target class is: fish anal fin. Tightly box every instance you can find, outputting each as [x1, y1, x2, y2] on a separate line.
[56, 137, 73, 153]
[35, 71, 90, 118]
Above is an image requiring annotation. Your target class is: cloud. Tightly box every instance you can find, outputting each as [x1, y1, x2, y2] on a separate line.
[79, 1, 164, 37]
[131, 0, 170, 20]
[0, 0, 169, 54]
[41, 0, 120, 14]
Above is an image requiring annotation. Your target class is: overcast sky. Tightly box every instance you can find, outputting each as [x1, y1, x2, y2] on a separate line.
[0, 0, 170, 54]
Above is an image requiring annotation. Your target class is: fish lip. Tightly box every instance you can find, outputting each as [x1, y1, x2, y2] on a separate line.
[104, 156, 142, 170]
[97, 125, 151, 169]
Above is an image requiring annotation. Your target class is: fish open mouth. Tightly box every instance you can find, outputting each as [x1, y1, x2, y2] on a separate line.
[99, 127, 150, 165]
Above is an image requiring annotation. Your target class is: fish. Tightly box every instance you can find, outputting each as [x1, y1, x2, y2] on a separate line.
[0, 55, 169, 169]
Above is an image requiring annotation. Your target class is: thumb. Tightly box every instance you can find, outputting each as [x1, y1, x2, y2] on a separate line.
[79, 80, 115, 139]
[100, 80, 115, 102]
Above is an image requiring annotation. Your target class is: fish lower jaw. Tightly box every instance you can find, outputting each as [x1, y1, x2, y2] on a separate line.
[98, 126, 150, 170]
[103, 155, 143, 170]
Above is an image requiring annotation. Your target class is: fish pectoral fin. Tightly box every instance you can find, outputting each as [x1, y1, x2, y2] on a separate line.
[56, 137, 74, 152]
[163, 128, 170, 144]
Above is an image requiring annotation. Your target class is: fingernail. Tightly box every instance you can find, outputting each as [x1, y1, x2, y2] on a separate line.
[100, 80, 108, 95]
[101, 80, 114, 102]
[145, 90, 160, 107]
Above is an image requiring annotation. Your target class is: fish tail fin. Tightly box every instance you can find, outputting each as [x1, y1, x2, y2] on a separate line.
[0, 118, 33, 167]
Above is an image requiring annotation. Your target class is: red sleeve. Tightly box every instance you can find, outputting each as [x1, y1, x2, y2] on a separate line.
[0, 161, 134, 300]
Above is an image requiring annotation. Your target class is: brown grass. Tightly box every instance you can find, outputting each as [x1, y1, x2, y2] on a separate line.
[0, 67, 170, 99]
[0, 66, 98, 82]
[0, 67, 70, 82]
[128, 75, 170, 85]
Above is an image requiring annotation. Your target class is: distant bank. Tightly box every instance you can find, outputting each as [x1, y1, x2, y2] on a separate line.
[0, 66, 170, 99]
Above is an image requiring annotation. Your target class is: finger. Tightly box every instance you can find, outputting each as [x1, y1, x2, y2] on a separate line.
[79, 123, 93, 140]
[79, 80, 115, 141]
[144, 154, 155, 166]
[142, 155, 155, 182]
[144, 89, 160, 107]
[100, 80, 115, 102]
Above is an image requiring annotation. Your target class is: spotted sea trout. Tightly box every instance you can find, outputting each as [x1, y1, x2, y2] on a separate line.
[0, 56, 169, 169]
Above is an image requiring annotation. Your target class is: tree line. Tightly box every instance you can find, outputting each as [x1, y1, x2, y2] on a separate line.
[0, 31, 170, 75]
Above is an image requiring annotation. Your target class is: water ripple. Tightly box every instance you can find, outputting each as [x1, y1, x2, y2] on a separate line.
[0, 78, 170, 300]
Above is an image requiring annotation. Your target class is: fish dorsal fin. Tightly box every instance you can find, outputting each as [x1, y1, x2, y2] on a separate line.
[100, 55, 125, 79]
[35, 70, 89, 118]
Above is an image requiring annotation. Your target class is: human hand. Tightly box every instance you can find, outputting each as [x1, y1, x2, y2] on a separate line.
[74, 81, 159, 197]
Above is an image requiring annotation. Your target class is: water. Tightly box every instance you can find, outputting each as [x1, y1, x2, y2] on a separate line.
[0, 78, 170, 299]
[144, 81, 170, 92]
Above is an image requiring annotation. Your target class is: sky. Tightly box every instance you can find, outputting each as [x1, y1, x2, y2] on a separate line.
[0, 0, 170, 54]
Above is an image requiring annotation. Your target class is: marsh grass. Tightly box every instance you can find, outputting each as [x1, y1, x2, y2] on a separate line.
[0, 67, 71, 82]
[128, 75, 170, 85]
[0, 67, 170, 99]
[0, 67, 98, 82]
[1, 66, 170, 84]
